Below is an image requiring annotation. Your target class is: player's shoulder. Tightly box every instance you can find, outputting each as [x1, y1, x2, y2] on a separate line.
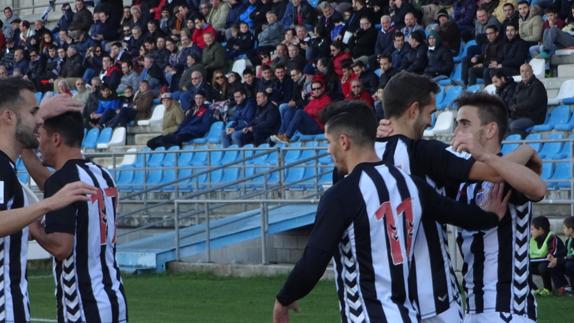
[46, 159, 86, 187]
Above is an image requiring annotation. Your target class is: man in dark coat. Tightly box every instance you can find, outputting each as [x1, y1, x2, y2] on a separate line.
[243, 90, 280, 146]
[508, 64, 548, 135]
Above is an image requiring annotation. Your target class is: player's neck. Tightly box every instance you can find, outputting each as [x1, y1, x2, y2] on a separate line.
[484, 140, 501, 155]
[53, 147, 84, 170]
[345, 147, 380, 173]
[389, 118, 417, 140]
[0, 137, 21, 163]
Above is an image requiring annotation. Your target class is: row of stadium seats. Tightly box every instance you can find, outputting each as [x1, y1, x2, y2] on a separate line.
[530, 105, 574, 132]
[113, 142, 332, 192]
[82, 127, 127, 150]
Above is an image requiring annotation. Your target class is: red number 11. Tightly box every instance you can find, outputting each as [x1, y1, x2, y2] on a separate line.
[375, 198, 414, 265]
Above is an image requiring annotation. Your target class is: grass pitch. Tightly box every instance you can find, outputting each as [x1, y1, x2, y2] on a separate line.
[28, 271, 570, 322]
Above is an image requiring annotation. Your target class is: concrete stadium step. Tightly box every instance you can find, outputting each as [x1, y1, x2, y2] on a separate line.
[557, 64, 574, 78]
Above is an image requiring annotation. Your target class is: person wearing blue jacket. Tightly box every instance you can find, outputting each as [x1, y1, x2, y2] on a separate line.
[222, 88, 256, 147]
[147, 90, 213, 149]
[89, 84, 121, 127]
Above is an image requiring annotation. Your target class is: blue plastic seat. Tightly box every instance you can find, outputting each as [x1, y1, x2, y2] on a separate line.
[501, 134, 522, 154]
[550, 162, 572, 189]
[541, 162, 554, 181]
[554, 113, 574, 131]
[531, 105, 570, 132]
[524, 133, 542, 152]
[192, 121, 224, 144]
[284, 142, 303, 165]
[82, 128, 100, 149]
[190, 145, 209, 165]
[547, 133, 574, 160]
[96, 127, 113, 147]
[539, 133, 565, 159]
[116, 165, 135, 192]
[437, 86, 463, 110]
[466, 84, 482, 92]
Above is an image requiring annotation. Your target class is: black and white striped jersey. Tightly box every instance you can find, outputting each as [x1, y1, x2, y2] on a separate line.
[457, 180, 537, 321]
[374, 135, 475, 320]
[276, 161, 499, 323]
[44, 159, 127, 323]
[0, 151, 30, 323]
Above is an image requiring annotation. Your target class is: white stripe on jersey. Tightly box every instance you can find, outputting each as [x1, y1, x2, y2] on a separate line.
[375, 141, 411, 175]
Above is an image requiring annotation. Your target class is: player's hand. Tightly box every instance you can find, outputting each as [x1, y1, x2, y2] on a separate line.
[376, 119, 393, 138]
[38, 96, 83, 122]
[451, 132, 488, 161]
[45, 181, 98, 212]
[273, 299, 300, 323]
[479, 183, 511, 221]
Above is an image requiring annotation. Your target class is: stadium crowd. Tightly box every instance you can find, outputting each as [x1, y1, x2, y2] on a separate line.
[0, 0, 571, 147]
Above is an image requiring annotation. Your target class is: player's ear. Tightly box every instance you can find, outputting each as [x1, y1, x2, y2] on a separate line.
[406, 101, 419, 120]
[485, 121, 497, 140]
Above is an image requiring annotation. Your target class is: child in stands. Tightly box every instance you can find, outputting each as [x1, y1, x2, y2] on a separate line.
[530, 216, 569, 296]
[562, 216, 574, 294]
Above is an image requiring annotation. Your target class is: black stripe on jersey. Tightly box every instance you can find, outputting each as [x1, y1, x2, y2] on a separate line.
[55, 261, 65, 322]
[9, 230, 26, 322]
[496, 214, 513, 312]
[470, 232, 486, 312]
[77, 163, 119, 322]
[420, 215, 450, 313]
[96, 165, 129, 322]
[363, 166, 411, 323]
[333, 256, 348, 322]
[381, 138, 398, 165]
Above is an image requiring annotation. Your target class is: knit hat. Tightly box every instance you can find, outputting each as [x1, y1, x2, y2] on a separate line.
[427, 30, 441, 46]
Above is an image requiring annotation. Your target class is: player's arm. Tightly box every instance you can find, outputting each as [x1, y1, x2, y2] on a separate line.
[0, 181, 95, 237]
[29, 222, 74, 261]
[417, 177, 508, 230]
[274, 191, 351, 321]
[453, 133, 546, 201]
[20, 149, 51, 192]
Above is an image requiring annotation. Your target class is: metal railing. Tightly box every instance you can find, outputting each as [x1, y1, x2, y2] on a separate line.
[173, 199, 320, 264]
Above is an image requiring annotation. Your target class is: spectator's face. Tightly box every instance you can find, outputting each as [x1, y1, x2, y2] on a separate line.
[124, 87, 133, 97]
[351, 81, 362, 96]
[546, 12, 556, 24]
[4, 8, 12, 19]
[518, 4, 529, 17]
[166, 41, 175, 51]
[330, 45, 339, 57]
[427, 35, 436, 47]
[59, 30, 68, 40]
[132, 28, 141, 38]
[157, 38, 166, 49]
[92, 12, 99, 22]
[14, 50, 23, 61]
[144, 57, 153, 69]
[491, 75, 505, 89]
[186, 55, 195, 66]
[290, 70, 302, 82]
[0, 67, 7, 78]
[274, 68, 285, 80]
[139, 82, 149, 92]
[520, 65, 534, 83]
[266, 13, 277, 24]
[359, 18, 371, 31]
[103, 57, 112, 69]
[191, 72, 202, 85]
[262, 69, 272, 80]
[75, 80, 85, 90]
[203, 33, 214, 46]
[296, 27, 307, 39]
[100, 88, 111, 98]
[186, 20, 195, 30]
[276, 45, 286, 56]
[379, 57, 391, 71]
[408, 36, 419, 48]
[394, 36, 404, 49]
[148, 22, 156, 32]
[30, 51, 39, 61]
[506, 26, 517, 41]
[256, 92, 268, 106]
[19, 22, 27, 32]
[438, 16, 448, 25]
[180, 33, 190, 45]
[233, 91, 245, 105]
[503, 5, 514, 19]
[486, 28, 498, 43]
[57, 81, 67, 93]
[352, 65, 362, 76]
[288, 46, 298, 58]
[48, 48, 56, 57]
[110, 45, 120, 58]
[243, 73, 254, 84]
[531, 225, 544, 239]
[292, 0, 301, 6]
[34, 21, 43, 30]
[131, 8, 141, 19]
[66, 47, 76, 57]
[321, 6, 333, 17]
[311, 82, 324, 98]
[121, 63, 130, 74]
[199, 4, 210, 15]
[381, 17, 391, 30]
[240, 23, 249, 33]
[123, 8, 131, 18]
[43, 33, 52, 43]
[75, 1, 84, 11]
[58, 49, 66, 58]
[404, 13, 415, 27]
[477, 10, 488, 24]
[214, 72, 225, 84]
[194, 94, 205, 107]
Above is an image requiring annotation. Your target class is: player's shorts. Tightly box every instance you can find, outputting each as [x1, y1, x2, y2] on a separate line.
[421, 304, 463, 323]
[463, 312, 535, 323]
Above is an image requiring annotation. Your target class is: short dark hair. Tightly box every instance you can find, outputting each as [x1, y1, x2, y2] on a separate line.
[532, 216, 550, 233]
[453, 92, 509, 142]
[517, 1, 529, 7]
[383, 71, 439, 118]
[0, 78, 35, 111]
[486, 24, 498, 33]
[42, 111, 84, 148]
[321, 101, 377, 147]
[393, 31, 404, 39]
[243, 68, 254, 76]
[489, 68, 506, 79]
[564, 216, 574, 229]
[503, 2, 515, 9]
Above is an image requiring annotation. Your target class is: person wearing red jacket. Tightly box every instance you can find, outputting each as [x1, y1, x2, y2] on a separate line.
[345, 79, 374, 107]
[271, 79, 331, 144]
[192, 14, 217, 49]
[330, 41, 351, 78]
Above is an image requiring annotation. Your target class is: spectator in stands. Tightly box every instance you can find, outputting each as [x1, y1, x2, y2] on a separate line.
[257, 11, 284, 52]
[100, 55, 121, 92]
[2, 7, 19, 41]
[500, 24, 529, 77]
[518, 1, 544, 47]
[90, 84, 121, 128]
[105, 85, 134, 128]
[109, 80, 154, 128]
[147, 90, 213, 149]
[73, 79, 90, 106]
[401, 12, 423, 41]
[158, 92, 185, 135]
[139, 55, 164, 96]
[316, 57, 343, 100]
[281, 0, 315, 30]
[270, 64, 294, 107]
[345, 0, 374, 34]
[378, 54, 397, 89]
[508, 64, 548, 135]
[82, 45, 103, 84]
[373, 84, 385, 120]
[531, 7, 574, 59]
[475, 8, 501, 51]
[340, 59, 356, 98]
[243, 90, 279, 146]
[467, 25, 504, 85]
[71, 0, 93, 32]
[453, 0, 476, 40]
[242, 68, 257, 98]
[271, 44, 289, 69]
[492, 0, 519, 23]
[424, 31, 454, 79]
[286, 44, 305, 73]
[82, 76, 101, 127]
[490, 69, 517, 110]
[211, 70, 231, 102]
[222, 88, 256, 147]
[436, 10, 462, 56]
[316, 2, 343, 43]
[352, 60, 378, 94]
[349, 17, 378, 59]
[271, 79, 331, 144]
[375, 15, 395, 56]
[117, 61, 139, 95]
[256, 65, 275, 96]
[192, 14, 216, 49]
[225, 22, 254, 59]
[390, 31, 411, 71]
[201, 32, 226, 80]
[403, 30, 428, 74]
[391, 0, 417, 29]
[345, 79, 373, 107]
[226, 0, 247, 32]
[501, 3, 520, 36]
[180, 70, 215, 111]
[12, 48, 28, 76]
[207, 0, 230, 32]
[330, 41, 351, 78]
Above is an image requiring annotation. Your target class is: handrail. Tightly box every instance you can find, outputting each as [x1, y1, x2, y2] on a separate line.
[173, 199, 321, 263]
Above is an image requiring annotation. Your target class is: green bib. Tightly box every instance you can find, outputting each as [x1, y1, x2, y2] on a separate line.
[567, 238, 574, 258]
[530, 231, 554, 259]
